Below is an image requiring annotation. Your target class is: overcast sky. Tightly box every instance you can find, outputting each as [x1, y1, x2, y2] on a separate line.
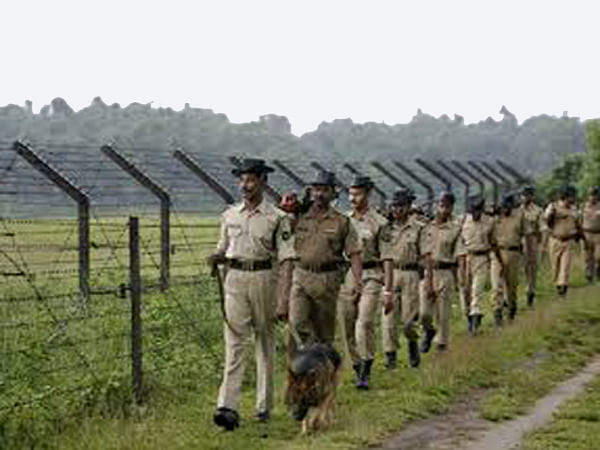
[1, 0, 598, 135]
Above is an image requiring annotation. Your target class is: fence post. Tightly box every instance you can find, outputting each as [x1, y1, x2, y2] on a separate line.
[129, 216, 143, 405]
[393, 160, 435, 215]
[271, 159, 306, 188]
[13, 141, 90, 301]
[101, 145, 170, 290]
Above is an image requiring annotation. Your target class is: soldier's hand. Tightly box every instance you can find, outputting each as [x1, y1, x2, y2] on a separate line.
[383, 291, 394, 315]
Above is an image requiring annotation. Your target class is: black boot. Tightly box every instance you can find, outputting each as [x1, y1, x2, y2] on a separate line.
[527, 292, 535, 309]
[557, 285, 567, 297]
[508, 303, 517, 321]
[356, 359, 373, 390]
[352, 362, 361, 381]
[214, 407, 240, 431]
[473, 314, 483, 333]
[467, 315, 475, 335]
[384, 351, 397, 370]
[408, 340, 421, 368]
[420, 327, 437, 354]
[494, 309, 503, 327]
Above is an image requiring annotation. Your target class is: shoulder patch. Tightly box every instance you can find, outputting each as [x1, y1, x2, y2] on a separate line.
[282, 230, 291, 241]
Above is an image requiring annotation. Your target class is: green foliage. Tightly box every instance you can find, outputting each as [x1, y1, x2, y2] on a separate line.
[578, 119, 600, 192]
[536, 154, 585, 202]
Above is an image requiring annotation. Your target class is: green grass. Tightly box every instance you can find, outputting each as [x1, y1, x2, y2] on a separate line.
[1, 219, 599, 450]
[521, 374, 600, 449]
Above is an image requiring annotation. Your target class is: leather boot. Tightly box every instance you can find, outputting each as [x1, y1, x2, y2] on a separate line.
[420, 327, 437, 354]
[214, 407, 240, 431]
[408, 340, 421, 368]
[384, 351, 397, 370]
[352, 362, 361, 381]
[527, 292, 535, 309]
[508, 303, 517, 321]
[356, 359, 373, 390]
[468, 315, 475, 335]
[494, 309, 503, 327]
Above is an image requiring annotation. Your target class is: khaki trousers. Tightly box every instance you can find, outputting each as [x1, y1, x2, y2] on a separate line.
[420, 269, 455, 347]
[548, 237, 573, 286]
[466, 254, 490, 316]
[523, 234, 539, 295]
[289, 268, 343, 356]
[217, 268, 276, 413]
[584, 232, 600, 280]
[341, 272, 382, 364]
[491, 250, 521, 311]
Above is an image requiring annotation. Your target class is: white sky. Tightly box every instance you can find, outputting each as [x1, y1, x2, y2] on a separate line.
[1, 0, 599, 135]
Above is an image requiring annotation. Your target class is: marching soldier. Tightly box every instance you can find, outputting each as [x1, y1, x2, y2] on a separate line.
[460, 194, 502, 334]
[582, 186, 600, 283]
[380, 189, 425, 368]
[421, 191, 463, 351]
[544, 185, 581, 297]
[209, 159, 295, 431]
[283, 170, 362, 356]
[491, 193, 525, 325]
[340, 175, 388, 388]
[520, 185, 543, 308]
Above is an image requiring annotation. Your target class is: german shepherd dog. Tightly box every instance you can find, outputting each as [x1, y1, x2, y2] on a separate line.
[285, 343, 342, 433]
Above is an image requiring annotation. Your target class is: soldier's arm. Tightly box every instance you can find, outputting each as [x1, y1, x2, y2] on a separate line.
[379, 226, 395, 314]
[208, 215, 229, 271]
[275, 215, 296, 320]
[344, 218, 363, 292]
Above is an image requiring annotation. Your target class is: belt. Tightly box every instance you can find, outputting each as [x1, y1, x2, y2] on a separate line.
[227, 259, 272, 271]
[433, 261, 458, 270]
[298, 261, 340, 273]
[468, 250, 490, 256]
[394, 262, 420, 271]
[583, 229, 600, 234]
[362, 261, 381, 270]
[551, 234, 577, 242]
[499, 245, 522, 252]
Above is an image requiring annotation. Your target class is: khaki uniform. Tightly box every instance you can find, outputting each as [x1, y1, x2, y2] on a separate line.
[491, 211, 525, 312]
[545, 201, 580, 287]
[461, 214, 496, 317]
[582, 201, 600, 280]
[380, 217, 424, 345]
[520, 203, 542, 296]
[421, 219, 463, 347]
[215, 199, 295, 413]
[340, 208, 387, 364]
[289, 207, 362, 354]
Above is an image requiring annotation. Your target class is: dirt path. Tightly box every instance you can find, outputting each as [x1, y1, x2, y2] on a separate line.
[375, 354, 600, 450]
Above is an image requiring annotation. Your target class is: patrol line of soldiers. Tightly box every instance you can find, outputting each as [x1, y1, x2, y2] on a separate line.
[207, 157, 600, 431]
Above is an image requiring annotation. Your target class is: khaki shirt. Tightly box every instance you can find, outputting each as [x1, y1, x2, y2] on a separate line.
[215, 198, 295, 262]
[460, 214, 496, 253]
[520, 203, 543, 236]
[349, 207, 388, 264]
[294, 206, 362, 265]
[422, 219, 463, 263]
[494, 210, 525, 248]
[544, 201, 580, 239]
[582, 201, 600, 232]
[379, 216, 423, 265]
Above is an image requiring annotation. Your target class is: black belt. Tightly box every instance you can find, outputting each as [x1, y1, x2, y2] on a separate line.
[468, 250, 490, 256]
[499, 245, 522, 252]
[298, 261, 340, 273]
[552, 234, 577, 242]
[434, 261, 458, 270]
[583, 229, 600, 234]
[394, 262, 420, 271]
[227, 259, 272, 271]
[362, 261, 381, 270]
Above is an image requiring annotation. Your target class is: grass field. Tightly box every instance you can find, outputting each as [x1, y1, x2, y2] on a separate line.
[1, 216, 599, 449]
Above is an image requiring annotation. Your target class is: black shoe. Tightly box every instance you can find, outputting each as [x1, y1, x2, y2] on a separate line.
[384, 351, 397, 370]
[557, 285, 568, 297]
[435, 343, 448, 352]
[408, 340, 421, 368]
[214, 407, 240, 431]
[420, 328, 437, 354]
[256, 411, 269, 423]
[508, 304, 517, 321]
[352, 362, 361, 380]
[527, 292, 535, 309]
[356, 359, 373, 390]
[472, 314, 483, 333]
[494, 309, 503, 328]
[467, 315, 475, 335]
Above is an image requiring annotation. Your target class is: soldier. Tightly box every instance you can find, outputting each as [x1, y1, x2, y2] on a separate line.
[582, 186, 600, 283]
[421, 191, 463, 351]
[520, 185, 543, 308]
[544, 185, 581, 297]
[460, 194, 502, 334]
[209, 159, 295, 431]
[380, 189, 425, 368]
[283, 170, 362, 358]
[491, 193, 525, 325]
[340, 175, 388, 388]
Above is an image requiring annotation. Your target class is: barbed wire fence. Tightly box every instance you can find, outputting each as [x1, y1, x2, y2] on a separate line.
[0, 138, 524, 445]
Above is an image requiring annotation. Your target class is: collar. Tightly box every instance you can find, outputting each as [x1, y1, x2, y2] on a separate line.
[238, 197, 269, 215]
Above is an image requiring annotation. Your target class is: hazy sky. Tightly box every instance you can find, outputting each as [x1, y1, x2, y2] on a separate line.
[2, 0, 599, 135]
